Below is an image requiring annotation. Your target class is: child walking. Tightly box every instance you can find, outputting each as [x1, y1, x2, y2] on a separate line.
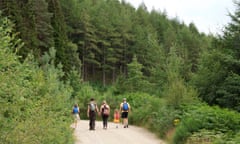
[72, 104, 80, 129]
[113, 109, 120, 128]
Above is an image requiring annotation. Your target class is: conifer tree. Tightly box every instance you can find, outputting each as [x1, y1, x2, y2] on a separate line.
[28, 0, 54, 58]
[125, 55, 150, 92]
[47, 0, 81, 74]
[192, 1, 240, 111]
[0, 0, 54, 59]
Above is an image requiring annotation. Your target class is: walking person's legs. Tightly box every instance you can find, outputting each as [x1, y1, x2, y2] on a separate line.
[102, 115, 105, 128]
[126, 112, 129, 127]
[105, 115, 109, 129]
[74, 114, 78, 128]
[123, 118, 126, 127]
[92, 112, 96, 130]
[89, 111, 96, 130]
[122, 112, 128, 128]
[102, 115, 108, 129]
[89, 116, 93, 130]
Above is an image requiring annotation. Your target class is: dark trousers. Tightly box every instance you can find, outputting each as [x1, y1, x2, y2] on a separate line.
[89, 111, 96, 130]
[102, 114, 109, 128]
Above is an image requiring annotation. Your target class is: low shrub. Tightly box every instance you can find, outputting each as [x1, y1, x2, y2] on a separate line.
[117, 92, 181, 138]
[173, 104, 240, 144]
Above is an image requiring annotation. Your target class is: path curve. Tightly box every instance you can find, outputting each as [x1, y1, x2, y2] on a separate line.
[71, 120, 166, 144]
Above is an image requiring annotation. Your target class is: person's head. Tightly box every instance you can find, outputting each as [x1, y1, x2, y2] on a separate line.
[90, 98, 95, 101]
[74, 104, 78, 107]
[123, 98, 126, 102]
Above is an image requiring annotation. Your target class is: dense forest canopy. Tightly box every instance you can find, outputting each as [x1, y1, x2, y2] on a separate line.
[0, 0, 239, 112]
[0, 0, 207, 81]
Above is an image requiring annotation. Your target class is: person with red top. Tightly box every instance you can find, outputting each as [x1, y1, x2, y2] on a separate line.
[113, 109, 120, 128]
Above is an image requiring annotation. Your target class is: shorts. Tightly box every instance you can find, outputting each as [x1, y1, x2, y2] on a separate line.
[73, 114, 80, 120]
[121, 112, 128, 118]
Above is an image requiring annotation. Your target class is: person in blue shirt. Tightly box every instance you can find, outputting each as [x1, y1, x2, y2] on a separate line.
[72, 103, 80, 129]
[120, 98, 131, 128]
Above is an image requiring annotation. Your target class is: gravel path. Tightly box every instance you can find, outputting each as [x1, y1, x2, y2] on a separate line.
[71, 120, 166, 144]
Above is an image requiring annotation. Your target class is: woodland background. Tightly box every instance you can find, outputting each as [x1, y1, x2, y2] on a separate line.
[0, 0, 240, 143]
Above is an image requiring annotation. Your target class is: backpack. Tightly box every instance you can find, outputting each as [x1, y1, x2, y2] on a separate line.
[73, 107, 79, 114]
[122, 103, 129, 111]
[103, 105, 109, 116]
[90, 103, 96, 111]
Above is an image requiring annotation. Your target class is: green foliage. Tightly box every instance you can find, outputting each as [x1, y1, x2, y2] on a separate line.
[191, 1, 240, 112]
[186, 129, 224, 144]
[47, 0, 80, 73]
[173, 104, 240, 144]
[151, 106, 182, 137]
[67, 67, 82, 99]
[122, 92, 160, 121]
[0, 16, 73, 143]
[192, 47, 240, 111]
[0, 0, 212, 101]
[216, 73, 240, 111]
[2, 0, 240, 143]
[114, 55, 151, 94]
[73, 82, 100, 119]
[163, 46, 198, 108]
[126, 55, 151, 92]
[117, 92, 181, 138]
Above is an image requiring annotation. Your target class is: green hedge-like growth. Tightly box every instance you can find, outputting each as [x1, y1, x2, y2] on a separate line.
[173, 104, 240, 144]
[0, 14, 74, 144]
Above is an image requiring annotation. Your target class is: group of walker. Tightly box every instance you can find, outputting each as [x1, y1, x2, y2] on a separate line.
[72, 98, 131, 130]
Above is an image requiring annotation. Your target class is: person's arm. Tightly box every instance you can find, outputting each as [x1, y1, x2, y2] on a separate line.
[96, 104, 100, 116]
[99, 105, 102, 113]
[119, 103, 122, 112]
[95, 103, 99, 113]
[87, 104, 89, 117]
[104, 105, 110, 113]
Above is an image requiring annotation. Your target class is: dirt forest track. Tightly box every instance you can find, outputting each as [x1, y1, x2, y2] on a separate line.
[71, 120, 166, 144]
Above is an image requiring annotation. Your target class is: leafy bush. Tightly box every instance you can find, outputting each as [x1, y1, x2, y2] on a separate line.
[0, 15, 73, 143]
[173, 104, 240, 144]
[186, 129, 224, 144]
[115, 92, 181, 138]
[76, 82, 100, 119]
